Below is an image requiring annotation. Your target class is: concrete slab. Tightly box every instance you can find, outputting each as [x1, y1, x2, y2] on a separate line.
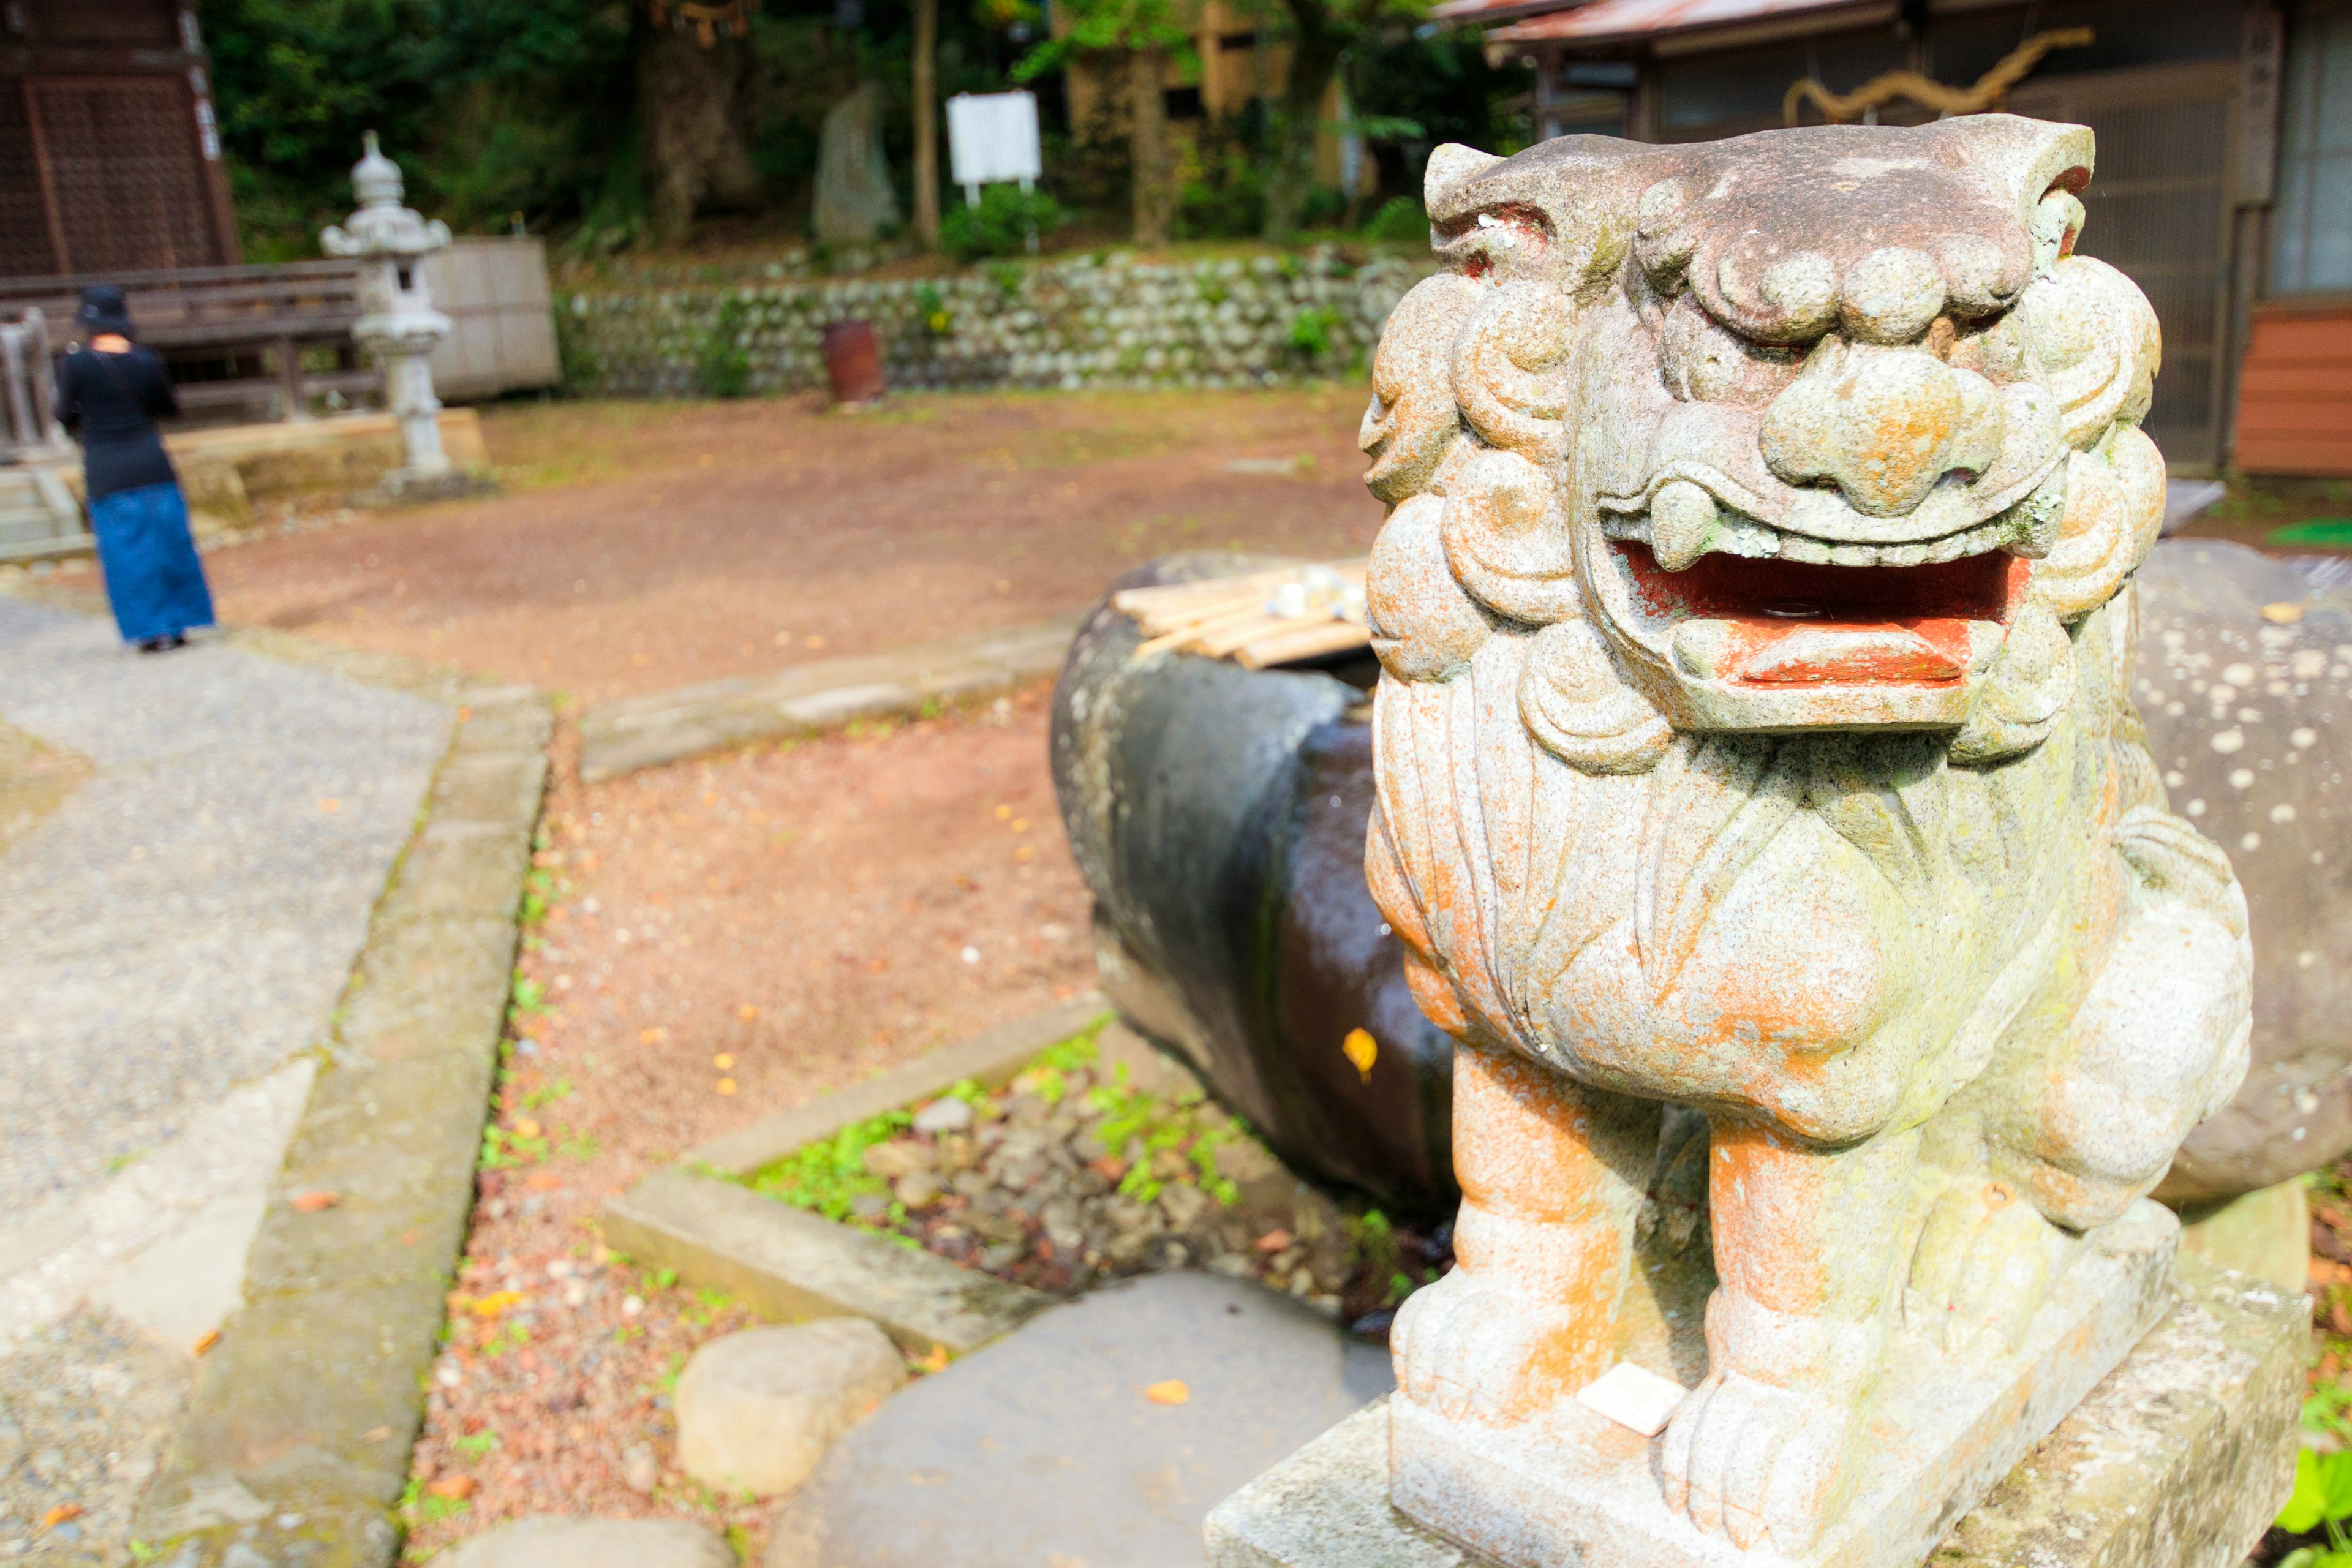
[0, 597, 451, 1212]
[766, 1270, 1395, 1568]
[1203, 1259, 2305, 1568]
[684, 992, 1110, 1175]
[578, 617, 1079, 781]
[602, 1169, 1049, 1356]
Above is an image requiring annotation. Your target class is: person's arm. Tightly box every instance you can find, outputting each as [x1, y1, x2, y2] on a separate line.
[55, 354, 81, 439]
[140, 352, 180, 420]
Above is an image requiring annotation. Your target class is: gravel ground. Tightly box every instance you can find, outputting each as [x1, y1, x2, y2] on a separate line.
[120, 387, 1385, 704]
[0, 1309, 190, 1564]
[401, 682, 1096, 1562]
[742, 1026, 1454, 1332]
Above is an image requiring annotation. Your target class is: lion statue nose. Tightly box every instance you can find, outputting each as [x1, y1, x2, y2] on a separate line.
[1759, 337, 2005, 519]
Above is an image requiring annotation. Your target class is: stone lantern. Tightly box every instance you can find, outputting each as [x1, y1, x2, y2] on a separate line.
[322, 133, 458, 492]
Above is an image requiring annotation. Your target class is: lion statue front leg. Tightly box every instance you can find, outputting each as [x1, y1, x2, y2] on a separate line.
[1660, 1125, 1917, 1552]
[1390, 1034, 1656, 1424]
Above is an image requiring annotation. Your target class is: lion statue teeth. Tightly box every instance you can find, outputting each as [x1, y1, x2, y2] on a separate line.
[1360, 118, 2250, 1558]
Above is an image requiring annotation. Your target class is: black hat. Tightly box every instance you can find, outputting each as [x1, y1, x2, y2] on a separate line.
[76, 285, 132, 339]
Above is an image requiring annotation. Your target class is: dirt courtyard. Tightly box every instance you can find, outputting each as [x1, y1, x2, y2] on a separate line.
[148, 386, 1385, 703]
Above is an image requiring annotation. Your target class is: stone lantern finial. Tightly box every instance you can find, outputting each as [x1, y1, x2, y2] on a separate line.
[350, 130, 405, 208]
[321, 133, 471, 496]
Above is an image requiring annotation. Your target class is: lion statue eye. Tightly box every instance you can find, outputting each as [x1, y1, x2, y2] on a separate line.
[1657, 296, 1802, 407]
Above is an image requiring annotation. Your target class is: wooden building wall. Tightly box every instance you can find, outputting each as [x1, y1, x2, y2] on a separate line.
[0, 0, 238, 279]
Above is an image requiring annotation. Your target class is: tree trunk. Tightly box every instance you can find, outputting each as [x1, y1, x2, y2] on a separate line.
[913, 0, 941, 247]
[1261, 0, 1344, 243]
[640, 16, 765, 244]
[1129, 47, 1173, 247]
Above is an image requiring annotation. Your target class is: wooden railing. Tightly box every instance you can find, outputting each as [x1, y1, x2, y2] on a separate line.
[0, 262, 382, 424]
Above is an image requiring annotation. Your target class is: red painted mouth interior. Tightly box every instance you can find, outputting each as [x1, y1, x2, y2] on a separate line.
[1615, 542, 2030, 687]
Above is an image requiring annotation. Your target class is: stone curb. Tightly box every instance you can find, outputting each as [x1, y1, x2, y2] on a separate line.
[683, 992, 1111, 1176]
[600, 998, 1112, 1359]
[602, 1171, 1049, 1357]
[576, 617, 1082, 783]
[129, 684, 552, 1567]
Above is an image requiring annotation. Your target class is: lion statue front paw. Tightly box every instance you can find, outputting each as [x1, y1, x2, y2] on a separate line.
[1390, 1268, 1600, 1426]
[1660, 1368, 1862, 1553]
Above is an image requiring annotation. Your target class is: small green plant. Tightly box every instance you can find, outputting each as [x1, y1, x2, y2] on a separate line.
[746, 1108, 907, 1222]
[1366, 195, 1429, 245]
[914, 284, 952, 337]
[696, 295, 753, 399]
[942, 184, 1066, 262]
[452, 1430, 500, 1457]
[2278, 1446, 2352, 1564]
[986, 260, 1025, 296]
[1287, 306, 1346, 361]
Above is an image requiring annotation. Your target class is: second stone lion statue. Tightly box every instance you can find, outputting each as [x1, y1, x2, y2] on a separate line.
[1359, 117, 2252, 1563]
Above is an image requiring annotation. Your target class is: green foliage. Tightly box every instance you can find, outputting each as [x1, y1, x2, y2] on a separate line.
[2280, 1446, 2352, 1562]
[1287, 306, 1345, 359]
[1366, 195, 1428, 244]
[942, 185, 1068, 262]
[1011, 0, 1194, 81]
[746, 1108, 909, 1223]
[198, 0, 634, 252]
[697, 297, 755, 399]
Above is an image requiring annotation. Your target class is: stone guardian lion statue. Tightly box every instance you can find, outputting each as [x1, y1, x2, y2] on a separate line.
[1358, 117, 2252, 1562]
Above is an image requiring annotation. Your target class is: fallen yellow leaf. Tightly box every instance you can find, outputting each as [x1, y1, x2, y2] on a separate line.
[994, 804, 1012, 821]
[737, 1003, 760, 1021]
[292, 1189, 341, 1213]
[1144, 1379, 1191, 1406]
[317, 797, 341, 813]
[713, 1053, 736, 1071]
[717, 1077, 738, 1095]
[470, 1291, 526, 1319]
[190, 1329, 221, 1357]
[2263, 600, 2307, 624]
[640, 1026, 669, 1044]
[427, 1474, 476, 1500]
[40, 1504, 80, 1529]
[919, 1344, 951, 1373]
[513, 1117, 541, 1140]
[1343, 1028, 1378, 1083]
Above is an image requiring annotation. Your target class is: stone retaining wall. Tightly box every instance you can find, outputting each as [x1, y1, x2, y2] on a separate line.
[558, 249, 1436, 399]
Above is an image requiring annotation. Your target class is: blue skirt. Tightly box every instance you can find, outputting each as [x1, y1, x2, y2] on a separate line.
[90, 482, 215, 644]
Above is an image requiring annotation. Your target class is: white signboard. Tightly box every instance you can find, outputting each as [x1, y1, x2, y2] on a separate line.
[947, 92, 1042, 195]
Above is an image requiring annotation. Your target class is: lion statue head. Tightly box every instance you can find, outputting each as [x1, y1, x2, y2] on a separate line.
[1363, 116, 2160, 769]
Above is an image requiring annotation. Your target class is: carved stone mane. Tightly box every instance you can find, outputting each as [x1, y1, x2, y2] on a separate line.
[1360, 119, 2252, 1566]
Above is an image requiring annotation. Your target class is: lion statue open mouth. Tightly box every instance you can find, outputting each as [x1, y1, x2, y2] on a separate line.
[1359, 117, 2252, 1558]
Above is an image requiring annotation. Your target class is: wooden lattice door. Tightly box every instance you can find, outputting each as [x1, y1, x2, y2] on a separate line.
[24, 75, 219, 276]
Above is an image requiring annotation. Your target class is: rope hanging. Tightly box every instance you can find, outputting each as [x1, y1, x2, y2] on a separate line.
[1782, 27, 2093, 127]
[650, 0, 753, 47]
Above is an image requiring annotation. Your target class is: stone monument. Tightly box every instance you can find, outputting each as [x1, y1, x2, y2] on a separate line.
[322, 133, 481, 500]
[813, 85, 901, 246]
[1204, 118, 2302, 1568]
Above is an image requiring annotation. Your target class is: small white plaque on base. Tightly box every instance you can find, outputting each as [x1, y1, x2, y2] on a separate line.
[1574, 1362, 1689, 1438]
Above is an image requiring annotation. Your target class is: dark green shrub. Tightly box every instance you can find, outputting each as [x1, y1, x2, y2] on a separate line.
[1368, 195, 1429, 244]
[696, 296, 753, 398]
[941, 185, 1066, 262]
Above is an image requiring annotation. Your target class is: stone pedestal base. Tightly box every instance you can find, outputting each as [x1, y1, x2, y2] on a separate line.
[1205, 1255, 2306, 1568]
[361, 467, 498, 506]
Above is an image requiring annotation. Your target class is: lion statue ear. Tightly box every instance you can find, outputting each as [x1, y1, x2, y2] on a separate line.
[1425, 143, 1504, 209]
[1926, 114, 2095, 216]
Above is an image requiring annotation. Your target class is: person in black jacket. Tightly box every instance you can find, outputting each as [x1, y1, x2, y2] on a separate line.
[56, 284, 214, 652]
